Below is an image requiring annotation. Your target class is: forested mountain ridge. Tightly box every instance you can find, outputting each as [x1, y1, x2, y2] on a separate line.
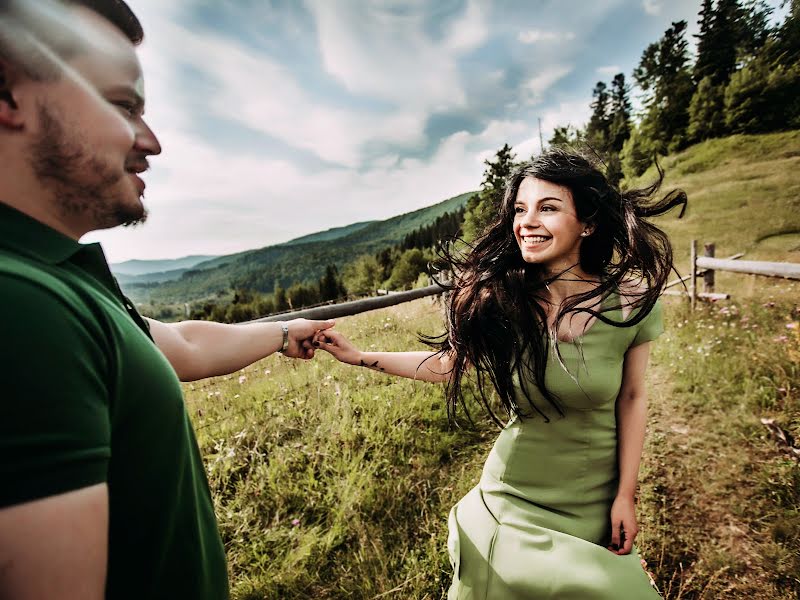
[123, 191, 475, 303]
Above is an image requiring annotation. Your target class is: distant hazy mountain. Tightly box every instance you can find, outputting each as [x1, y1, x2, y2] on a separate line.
[123, 191, 476, 303]
[112, 255, 218, 276]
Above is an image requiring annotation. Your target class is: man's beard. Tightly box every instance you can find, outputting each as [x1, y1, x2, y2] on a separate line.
[30, 103, 147, 230]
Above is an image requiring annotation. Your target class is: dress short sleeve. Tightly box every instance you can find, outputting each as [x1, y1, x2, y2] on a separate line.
[631, 299, 664, 347]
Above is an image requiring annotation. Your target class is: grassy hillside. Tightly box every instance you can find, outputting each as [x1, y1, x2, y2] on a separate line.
[125, 191, 475, 303]
[633, 130, 800, 269]
[187, 132, 799, 599]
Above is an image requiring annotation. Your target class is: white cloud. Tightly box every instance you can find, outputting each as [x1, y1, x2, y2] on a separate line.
[306, 0, 484, 112]
[522, 66, 572, 105]
[518, 29, 576, 44]
[596, 65, 621, 76]
[642, 0, 662, 16]
[508, 100, 593, 158]
[137, 19, 427, 168]
[445, 0, 489, 52]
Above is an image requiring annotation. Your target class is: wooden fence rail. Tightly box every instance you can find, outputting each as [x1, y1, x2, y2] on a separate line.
[250, 283, 446, 323]
[695, 257, 800, 280]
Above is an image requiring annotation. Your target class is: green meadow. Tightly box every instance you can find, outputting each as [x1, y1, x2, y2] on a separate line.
[186, 132, 800, 599]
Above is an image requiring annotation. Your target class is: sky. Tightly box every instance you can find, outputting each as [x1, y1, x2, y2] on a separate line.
[81, 0, 784, 263]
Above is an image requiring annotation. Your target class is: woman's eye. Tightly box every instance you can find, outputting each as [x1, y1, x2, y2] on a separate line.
[540, 205, 555, 212]
[514, 206, 525, 214]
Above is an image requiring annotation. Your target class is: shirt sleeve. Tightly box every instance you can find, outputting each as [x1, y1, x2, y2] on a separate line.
[631, 299, 664, 347]
[0, 275, 111, 508]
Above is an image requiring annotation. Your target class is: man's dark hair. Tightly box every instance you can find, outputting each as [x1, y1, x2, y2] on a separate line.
[69, 0, 143, 44]
[0, 0, 143, 81]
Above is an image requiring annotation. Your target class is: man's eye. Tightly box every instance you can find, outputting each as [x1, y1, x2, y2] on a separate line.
[112, 101, 136, 117]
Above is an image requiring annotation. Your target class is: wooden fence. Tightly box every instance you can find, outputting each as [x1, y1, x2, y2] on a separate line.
[251, 283, 446, 323]
[671, 240, 800, 310]
[248, 239, 799, 322]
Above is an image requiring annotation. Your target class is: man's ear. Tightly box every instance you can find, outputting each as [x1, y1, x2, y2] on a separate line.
[0, 60, 25, 130]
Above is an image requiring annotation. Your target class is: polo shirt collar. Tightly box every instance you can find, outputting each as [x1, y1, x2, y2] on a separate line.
[0, 201, 84, 264]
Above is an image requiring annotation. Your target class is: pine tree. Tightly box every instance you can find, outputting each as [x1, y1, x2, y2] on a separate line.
[462, 145, 516, 241]
[711, 0, 741, 84]
[548, 125, 582, 147]
[687, 76, 726, 142]
[318, 264, 345, 302]
[693, 0, 717, 83]
[273, 284, 289, 312]
[586, 81, 612, 149]
[767, 0, 800, 67]
[633, 20, 694, 152]
[608, 73, 632, 153]
[736, 0, 773, 60]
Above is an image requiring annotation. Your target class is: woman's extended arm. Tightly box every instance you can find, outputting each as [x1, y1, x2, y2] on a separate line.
[313, 329, 453, 383]
[608, 340, 652, 555]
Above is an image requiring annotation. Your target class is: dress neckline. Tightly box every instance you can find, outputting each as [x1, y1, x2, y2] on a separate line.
[553, 289, 620, 344]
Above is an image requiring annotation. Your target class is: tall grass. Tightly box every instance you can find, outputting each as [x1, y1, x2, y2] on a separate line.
[186, 301, 493, 599]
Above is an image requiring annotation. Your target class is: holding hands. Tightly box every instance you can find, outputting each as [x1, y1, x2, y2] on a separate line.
[280, 319, 337, 359]
[311, 329, 362, 365]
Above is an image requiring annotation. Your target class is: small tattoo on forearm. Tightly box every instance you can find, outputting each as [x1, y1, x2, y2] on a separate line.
[360, 359, 385, 371]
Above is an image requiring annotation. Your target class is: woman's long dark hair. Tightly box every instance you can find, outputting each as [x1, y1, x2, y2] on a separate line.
[427, 148, 687, 425]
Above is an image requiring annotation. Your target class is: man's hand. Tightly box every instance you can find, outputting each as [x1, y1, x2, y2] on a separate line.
[282, 319, 335, 359]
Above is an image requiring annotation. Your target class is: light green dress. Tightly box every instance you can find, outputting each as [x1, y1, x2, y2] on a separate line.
[447, 298, 664, 599]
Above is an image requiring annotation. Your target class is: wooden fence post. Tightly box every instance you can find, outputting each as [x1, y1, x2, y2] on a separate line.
[703, 243, 715, 294]
[690, 239, 698, 311]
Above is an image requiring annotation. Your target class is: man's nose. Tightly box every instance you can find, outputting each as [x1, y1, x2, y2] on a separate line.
[135, 118, 162, 156]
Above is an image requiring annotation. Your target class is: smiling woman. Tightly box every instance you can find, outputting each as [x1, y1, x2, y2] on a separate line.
[314, 148, 687, 599]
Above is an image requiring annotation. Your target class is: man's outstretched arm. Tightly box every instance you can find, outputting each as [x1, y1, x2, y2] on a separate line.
[145, 318, 335, 382]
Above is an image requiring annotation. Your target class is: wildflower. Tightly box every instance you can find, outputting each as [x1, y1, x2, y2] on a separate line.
[787, 322, 798, 330]
[264, 369, 271, 376]
[774, 335, 789, 343]
[291, 518, 300, 527]
[238, 375, 247, 384]
[234, 394, 240, 399]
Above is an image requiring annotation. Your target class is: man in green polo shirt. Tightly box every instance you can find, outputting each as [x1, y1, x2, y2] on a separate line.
[0, 2, 332, 598]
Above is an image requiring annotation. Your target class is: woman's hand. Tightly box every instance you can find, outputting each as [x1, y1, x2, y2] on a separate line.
[313, 329, 363, 365]
[608, 495, 638, 555]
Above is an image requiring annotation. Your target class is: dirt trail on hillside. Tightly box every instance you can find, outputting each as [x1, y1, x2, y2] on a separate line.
[639, 363, 795, 600]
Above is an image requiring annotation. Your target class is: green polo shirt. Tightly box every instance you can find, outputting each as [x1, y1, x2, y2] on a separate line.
[0, 203, 228, 599]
